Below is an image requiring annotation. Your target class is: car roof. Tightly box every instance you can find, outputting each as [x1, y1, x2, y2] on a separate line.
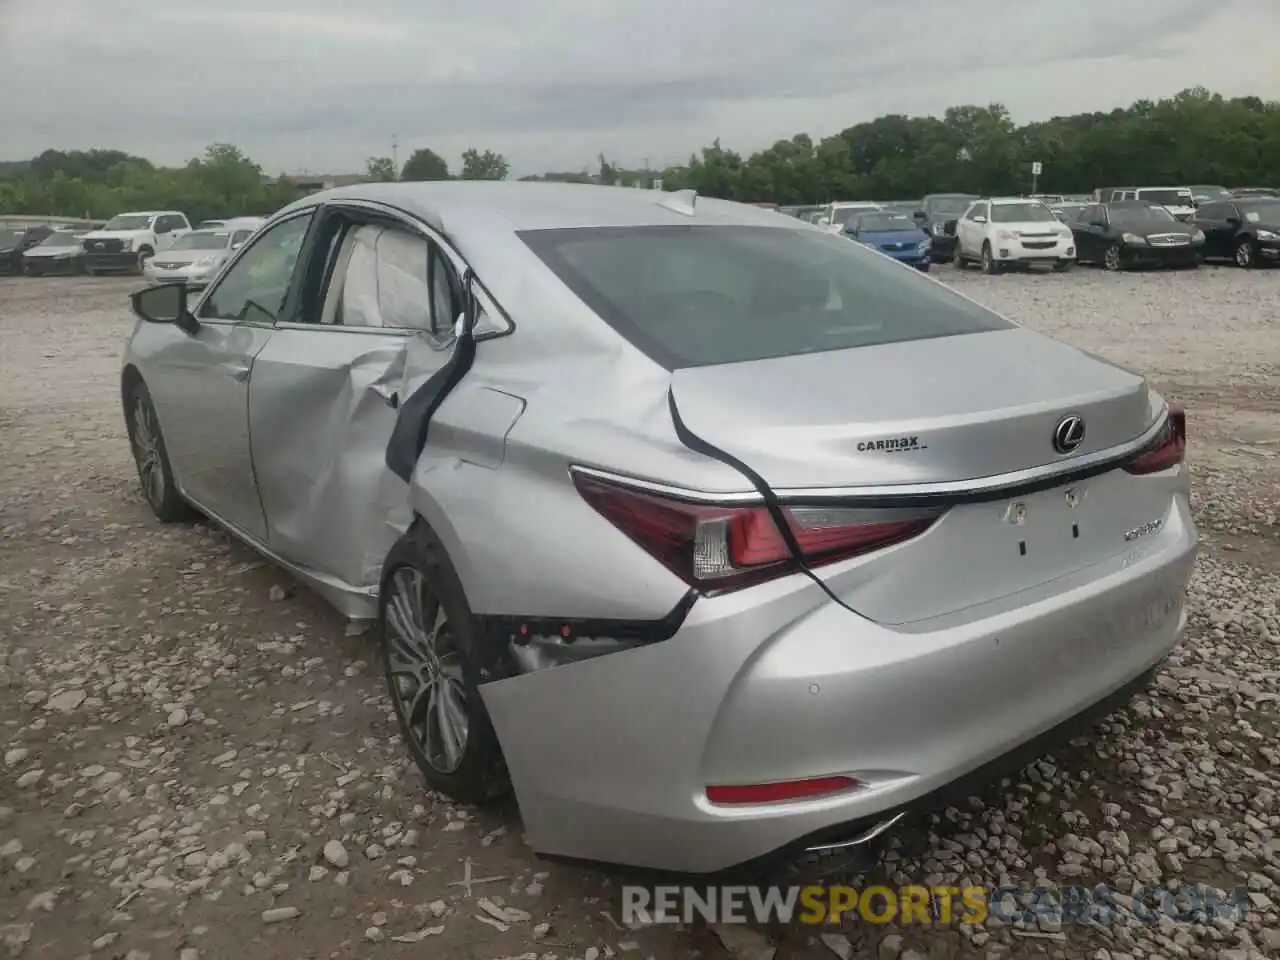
[287, 182, 805, 236]
[988, 197, 1047, 205]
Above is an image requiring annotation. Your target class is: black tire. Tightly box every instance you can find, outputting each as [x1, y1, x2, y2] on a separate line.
[379, 523, 510, 806]
[952, 244, 966, 269]
[1103, 243, 1125, 272]
[86, 268, 98, 277]
[916, 263, 931, 274]
[135, 247, 155, 275]
[1054, 260, 1074, 273]
[124, 379, 193, 523]
[1235, 238, 1256, 269]
[981, 242, 1000, 275]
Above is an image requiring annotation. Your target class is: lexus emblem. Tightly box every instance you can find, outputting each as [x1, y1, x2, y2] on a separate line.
[1053, 415, 1086, 454]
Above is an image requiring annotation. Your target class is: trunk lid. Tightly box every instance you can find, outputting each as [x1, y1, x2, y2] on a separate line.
[670, 329, 1168, 625]
[669, 328, 1153, 491]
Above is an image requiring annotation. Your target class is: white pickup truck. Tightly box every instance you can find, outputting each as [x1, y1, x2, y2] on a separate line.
[80, 211, 191, 275]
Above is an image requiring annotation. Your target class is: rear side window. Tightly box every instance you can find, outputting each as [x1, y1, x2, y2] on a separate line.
[520, 225, 1013, 369]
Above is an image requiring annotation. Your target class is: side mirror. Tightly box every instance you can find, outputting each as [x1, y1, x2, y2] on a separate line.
[1226, 216, 1241, 227]
[912, 211, 927, 221]
[230, 241, 245, 250]
[131, 283, 199, 336]
[972, 215, 987, 225]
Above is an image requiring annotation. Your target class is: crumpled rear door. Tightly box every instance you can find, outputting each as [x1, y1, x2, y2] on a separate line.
[248, 224, 456, 605]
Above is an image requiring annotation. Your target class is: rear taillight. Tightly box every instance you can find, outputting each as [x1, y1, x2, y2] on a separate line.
[572, 472, 941, 593]
[1124, 406, 1186, 475]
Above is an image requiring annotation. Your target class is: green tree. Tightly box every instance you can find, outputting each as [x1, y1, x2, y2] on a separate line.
[365, 156, 397, 182]
[459, 149, 510, 181]
[400, 148, 450, 181]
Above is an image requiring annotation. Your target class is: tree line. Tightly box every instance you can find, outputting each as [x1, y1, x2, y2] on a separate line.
[2, 88, 1276, 224]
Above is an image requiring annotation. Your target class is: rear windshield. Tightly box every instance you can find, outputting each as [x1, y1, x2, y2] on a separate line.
[830, 205, 879, 225]
[1137, 189, 1192, 206]
[520, 225, 1013, 369]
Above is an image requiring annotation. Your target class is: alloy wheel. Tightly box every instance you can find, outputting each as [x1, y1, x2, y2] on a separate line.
[1104, 245, 1122, 271]
[131, 398, 166, 509]
[383, 567, 469, 774]
[1236, 242, 1253, 268]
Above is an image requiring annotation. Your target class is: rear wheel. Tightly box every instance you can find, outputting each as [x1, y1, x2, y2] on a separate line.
[380, 524, 510, 805]
[1103, 243, 1124, 272]
[125, 380, 192, 522]
[980, 242, 1000, 274]
[1235, 238, 1256, 269]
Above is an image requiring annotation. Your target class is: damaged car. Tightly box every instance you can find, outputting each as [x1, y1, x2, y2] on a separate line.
[121, 182, 1198, 879]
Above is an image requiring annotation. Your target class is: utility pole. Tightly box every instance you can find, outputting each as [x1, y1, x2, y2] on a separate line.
[392, 134, 399, 180]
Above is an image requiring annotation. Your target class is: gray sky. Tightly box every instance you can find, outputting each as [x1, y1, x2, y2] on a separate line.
[3, 0, 1278, 177]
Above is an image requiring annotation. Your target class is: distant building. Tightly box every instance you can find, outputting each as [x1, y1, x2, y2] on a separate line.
[273, 173, 366, 195]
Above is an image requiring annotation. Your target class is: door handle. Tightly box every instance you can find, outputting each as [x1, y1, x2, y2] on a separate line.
[227, 363, 251, 382]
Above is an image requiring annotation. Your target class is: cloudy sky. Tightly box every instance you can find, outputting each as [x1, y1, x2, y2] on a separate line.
[2, 0, 1278, 177]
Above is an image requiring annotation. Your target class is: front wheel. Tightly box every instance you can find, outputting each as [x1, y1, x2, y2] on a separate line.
[1235, 238, 1257, 269]
[952, 245, 967, 269]
[1103, 243, 1125, 272]
[125, 380, 193, 522]
[1053, 260, 1074, 273]
[380, 524, 510, 806]
[135, 247, 154, 275]
[981, 243, 1001, 275]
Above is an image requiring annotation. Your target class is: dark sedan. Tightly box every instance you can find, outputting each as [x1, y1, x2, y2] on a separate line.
[23, 230, 87, 276]
[1070, 202, 1205, 271]
[0, 226, 54, 275]
[913, 193, 977, 263]
[1193, 198, 1280, 268]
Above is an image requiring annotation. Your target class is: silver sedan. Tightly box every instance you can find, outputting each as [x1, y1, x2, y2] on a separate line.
[121, 182, 1197, 877]
[143, 218, 265, 288]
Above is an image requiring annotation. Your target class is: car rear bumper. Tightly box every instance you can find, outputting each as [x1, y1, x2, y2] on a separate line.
[480, 488, 1198, 875]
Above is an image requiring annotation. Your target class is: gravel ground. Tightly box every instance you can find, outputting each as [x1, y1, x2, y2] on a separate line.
[1, 266, 1278, 960]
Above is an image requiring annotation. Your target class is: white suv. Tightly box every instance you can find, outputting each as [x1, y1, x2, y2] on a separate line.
[954, 198, 1076, 273]
[81, 211, 191, 275]
[816, 201, 883, 235]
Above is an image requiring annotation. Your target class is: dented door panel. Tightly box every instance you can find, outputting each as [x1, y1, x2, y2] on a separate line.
[248, 326, 418, 592]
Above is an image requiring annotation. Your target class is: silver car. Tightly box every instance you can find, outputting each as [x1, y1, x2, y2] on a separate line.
[121, 182, 1197, 877]
[143, 218, 265, 288]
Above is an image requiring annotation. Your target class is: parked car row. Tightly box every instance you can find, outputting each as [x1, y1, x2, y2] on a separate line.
[1, 212, 267, 284]
[781, 184, 1279, 267]
[838, 194, 1280, 274]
